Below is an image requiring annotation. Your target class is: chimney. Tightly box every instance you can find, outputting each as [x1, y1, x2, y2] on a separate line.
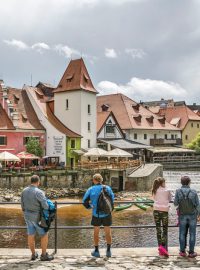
[12, 110, 19, 128]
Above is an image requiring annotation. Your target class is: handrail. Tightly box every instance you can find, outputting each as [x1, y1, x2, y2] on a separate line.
[0, 200, 198, 255]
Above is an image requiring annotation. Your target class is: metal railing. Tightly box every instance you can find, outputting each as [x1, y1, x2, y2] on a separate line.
[0, 200, 199, 255]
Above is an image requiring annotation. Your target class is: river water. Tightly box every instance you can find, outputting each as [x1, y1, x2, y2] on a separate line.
[0, 170, 200, 249]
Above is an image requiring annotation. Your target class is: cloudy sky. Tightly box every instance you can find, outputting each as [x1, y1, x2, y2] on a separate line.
[0, 0, 200, 104]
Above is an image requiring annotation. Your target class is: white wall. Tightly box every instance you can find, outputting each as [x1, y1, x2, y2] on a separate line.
[54, 90, 96, 149]
[125, 129, 181, 145]
[98, 115, 123, 139]
[25, 87, 67, 163]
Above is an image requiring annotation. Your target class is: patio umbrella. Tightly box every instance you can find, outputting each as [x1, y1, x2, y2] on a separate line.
[0, 151, 21, 162]
[83, 148, 108, 157]
[105, 148, 133, 158]
[17, 151, 40, 169]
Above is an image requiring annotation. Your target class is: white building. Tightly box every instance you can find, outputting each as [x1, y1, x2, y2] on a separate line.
[24, 84, 81, 165]
[54, 58, 97, 150]
[97, 93, 182, 146]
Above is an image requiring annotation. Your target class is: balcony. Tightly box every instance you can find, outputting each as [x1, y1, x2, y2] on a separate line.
[150, 138, 182, 146]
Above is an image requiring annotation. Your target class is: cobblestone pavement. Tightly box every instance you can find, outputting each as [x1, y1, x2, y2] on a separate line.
[1, 249, 200, 270]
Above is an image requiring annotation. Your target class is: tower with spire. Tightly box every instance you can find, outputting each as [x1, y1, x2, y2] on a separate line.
[54, 58, 97, 149]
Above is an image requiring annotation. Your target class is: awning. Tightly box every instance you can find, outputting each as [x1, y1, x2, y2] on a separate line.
[72, 149, 85, 155]
[148, 147, 195, 154]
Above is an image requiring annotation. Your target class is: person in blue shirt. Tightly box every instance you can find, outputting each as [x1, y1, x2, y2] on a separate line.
[83, 173, 114, 258]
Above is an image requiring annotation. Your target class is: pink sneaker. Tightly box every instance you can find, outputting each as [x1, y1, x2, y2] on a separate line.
[179, 251, 187, 257]
[188, 252, 197, 258]
[159, 245, 169, 257]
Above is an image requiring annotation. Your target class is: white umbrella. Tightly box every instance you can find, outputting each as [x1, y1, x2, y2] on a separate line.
[83, 148, 108, 157]
[105, 148, 133, 158]
[0, 151, 21, 162]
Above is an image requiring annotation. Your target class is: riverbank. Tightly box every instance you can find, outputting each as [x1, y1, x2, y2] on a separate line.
[1, 248, 200, 270]
[0, 187, 152, 203]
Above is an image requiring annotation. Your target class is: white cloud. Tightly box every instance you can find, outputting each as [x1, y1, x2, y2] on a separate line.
[3, 39, 29, 50]
[31, 42, 50, 53]
[105, 48, 117, 58]
[97, 77, 188, 102]
[125, 48, 146, 59]
[54, 44, 80, 58]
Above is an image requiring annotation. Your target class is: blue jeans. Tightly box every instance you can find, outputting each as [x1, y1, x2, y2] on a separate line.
[179, 214, 197, 253]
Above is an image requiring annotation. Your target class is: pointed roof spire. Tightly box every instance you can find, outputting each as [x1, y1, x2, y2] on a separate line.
[54, 58, 97, 94]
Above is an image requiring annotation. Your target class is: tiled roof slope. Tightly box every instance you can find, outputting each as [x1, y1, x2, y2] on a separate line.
[7, 88, 45, 130]
[54, 58, 97, 94]
[97, 111, 124, 136]
[159, 106, 200, 130]
[25, 86, 81, 138]
[97, 94, 180, 131]
[0, 104, 15, 130]
[97, 111, 110, 133]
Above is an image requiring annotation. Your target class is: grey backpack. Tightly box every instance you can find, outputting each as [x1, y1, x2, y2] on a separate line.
[179, 190, 196, 215]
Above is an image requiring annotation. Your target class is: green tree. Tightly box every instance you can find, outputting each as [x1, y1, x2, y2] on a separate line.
[26, 137, 43, 157]
[187, 132, 200, 153]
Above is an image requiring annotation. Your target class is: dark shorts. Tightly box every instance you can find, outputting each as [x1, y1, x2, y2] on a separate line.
[91, 215, 112, 226]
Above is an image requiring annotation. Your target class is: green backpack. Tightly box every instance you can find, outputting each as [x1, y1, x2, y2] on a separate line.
[179, 190, 196, 215]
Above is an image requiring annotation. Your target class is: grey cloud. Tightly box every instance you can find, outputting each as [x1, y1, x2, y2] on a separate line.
[0, 0, 200, 104]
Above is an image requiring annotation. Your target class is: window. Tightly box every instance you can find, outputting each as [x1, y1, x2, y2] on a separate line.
[24, 136, 39, 145]
[106, 125, 115, 134]
[171, 134, 174, 139]
[191, 123, 193, 128]
[88, 122, 91, 132]
[134, 133, 137, 140]
[0, 136, 7, 145]
[154, 134, 157, 139]
[88, 104, 91, 114]
[197, 123, 200, 128]
[66, 99, 69, 110]
[185, 135, 188, 140]
[144, 134, 147, 140]
[71, 139, 76, 149]
[88, 139, 91, 148]
[165, 134, 168, 139]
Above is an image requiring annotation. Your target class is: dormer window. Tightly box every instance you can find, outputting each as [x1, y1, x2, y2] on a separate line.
[158, 116, 165, 125]
[146, 115, 154, 123]
[22, 113, 28, 122]
[83, 74, 89, 83]
[133, 114, 142, 122]
[101, 104, 109, 112]
[132, 104, 140, 111]
[66, 74, 73, 83]
[14, 94, 20, 104]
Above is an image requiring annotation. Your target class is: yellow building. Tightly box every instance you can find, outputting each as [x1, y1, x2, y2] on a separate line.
[159, 105, 200, 145]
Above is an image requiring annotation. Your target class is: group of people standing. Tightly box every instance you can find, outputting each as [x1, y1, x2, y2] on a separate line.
[21, 174, 199, 260]
[153, 175, 200, 258]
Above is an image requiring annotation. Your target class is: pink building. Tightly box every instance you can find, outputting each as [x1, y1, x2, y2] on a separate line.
[0, 81, 45, 154]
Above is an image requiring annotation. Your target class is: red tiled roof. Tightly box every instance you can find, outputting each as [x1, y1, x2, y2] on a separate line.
[25, 85, 81, 138]
[97, 111, 111, 133]
[7, 88, 45, 130]
[0, 104, 15, 130]
[97, 94, 180, 131]
[54, 58, 97, 94]
[159, 105, 200, 130]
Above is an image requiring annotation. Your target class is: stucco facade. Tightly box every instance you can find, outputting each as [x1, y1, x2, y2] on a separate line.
[125, 129, 181, 145]
[0, 130, 45, 154]
[182, 120, 200, 145]
[25, 86, 67, 163]
[54, 90, 96, 149]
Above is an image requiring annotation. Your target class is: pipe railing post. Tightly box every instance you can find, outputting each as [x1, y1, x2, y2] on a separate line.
[54, 201, 58, 254]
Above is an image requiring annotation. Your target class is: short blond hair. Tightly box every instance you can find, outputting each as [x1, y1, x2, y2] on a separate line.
[93, 173, 103, 183]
